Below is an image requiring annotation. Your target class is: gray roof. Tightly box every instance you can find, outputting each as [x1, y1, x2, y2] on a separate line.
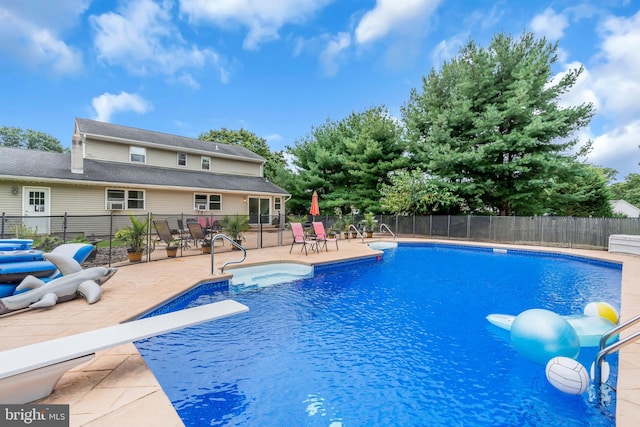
[0, 146, 288, 195]
[75, 118, 265, 162]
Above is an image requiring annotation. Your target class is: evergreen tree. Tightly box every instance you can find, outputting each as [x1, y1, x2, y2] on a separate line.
[402, 32, 594, 215]
[287, 106, 407, 214]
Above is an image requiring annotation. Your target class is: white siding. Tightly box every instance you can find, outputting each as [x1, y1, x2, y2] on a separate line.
[213, 157, 261, 176]
[85, 139, 129, 162]
[85, 139, 262, 176]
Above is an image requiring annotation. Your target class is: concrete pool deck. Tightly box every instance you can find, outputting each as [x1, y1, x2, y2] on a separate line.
[0, 238, 638, 426]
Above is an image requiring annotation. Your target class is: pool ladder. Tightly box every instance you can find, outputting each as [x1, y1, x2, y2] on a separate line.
[209, 233, 246, 275]
[593, 313, 640, 395]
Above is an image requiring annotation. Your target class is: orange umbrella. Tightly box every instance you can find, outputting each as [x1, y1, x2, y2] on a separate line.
[310, 190, 320, 218]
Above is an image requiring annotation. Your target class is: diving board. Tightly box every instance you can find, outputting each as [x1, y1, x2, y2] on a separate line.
[0, 299, 249, 404]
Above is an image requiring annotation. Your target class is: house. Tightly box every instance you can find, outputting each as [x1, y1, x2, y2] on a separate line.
[0, 118, 289, 235]
[610, 199, 640, 218]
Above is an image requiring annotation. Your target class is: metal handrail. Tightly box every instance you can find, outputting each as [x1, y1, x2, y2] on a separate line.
[593, 313, 640, 390]
[347, 224, 364, 242]
[378, 223, 396, 239]
[210, 234, 246, 274]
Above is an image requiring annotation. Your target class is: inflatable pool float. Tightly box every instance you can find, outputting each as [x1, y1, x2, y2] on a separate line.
[0, 260, 57, 283]
[486, 313, 616, 347]
[0, 239, 34, 251]
[0, 250, 44, 263]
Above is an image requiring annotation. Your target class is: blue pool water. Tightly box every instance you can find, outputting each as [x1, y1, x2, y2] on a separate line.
[135, 244, 621, 426]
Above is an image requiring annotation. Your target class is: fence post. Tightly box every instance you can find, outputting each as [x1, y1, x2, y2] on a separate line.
[467, 215, 471, 240]
[108, 212, 114, 267]
[63, 213, 68, 242]
[447, 215, 451, 238]
[1, 212, 4, 238]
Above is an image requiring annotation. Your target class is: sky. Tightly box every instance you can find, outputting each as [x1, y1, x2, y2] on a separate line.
[0, 0, 638, 181]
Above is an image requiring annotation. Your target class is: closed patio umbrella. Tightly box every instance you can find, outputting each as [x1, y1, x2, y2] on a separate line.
[310, 190, 320, 219]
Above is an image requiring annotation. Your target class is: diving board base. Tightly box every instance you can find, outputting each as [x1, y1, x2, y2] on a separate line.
[0, 299, 248, 403]
[0, 354, 94, 404]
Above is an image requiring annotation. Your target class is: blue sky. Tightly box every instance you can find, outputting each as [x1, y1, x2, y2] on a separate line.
[1, 0, 638, 181]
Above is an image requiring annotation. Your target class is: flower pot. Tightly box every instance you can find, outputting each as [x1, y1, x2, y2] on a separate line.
[127, 250, 143, 262]
[166, 247, 178, 258]
[202, 246, 212, 254]
[366, 232, 373, 238]
[231, 239, 243, 250]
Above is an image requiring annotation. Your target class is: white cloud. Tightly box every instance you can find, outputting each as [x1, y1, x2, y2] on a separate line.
[355, 0, 441, 45]
[0, 1, 86, 74]
[562, 10, 640, 179]
[319, 32, 351, 76]
[530, 8, 569, 40]
[591, 10, 640, 121]
[179, 0, 332, 50]
[91, 0, 228, 84]
[587, 121, 640, 178]
[431, 33, 467, 67]
[553, 61, 600, 111]
[92, 92, 153, 122]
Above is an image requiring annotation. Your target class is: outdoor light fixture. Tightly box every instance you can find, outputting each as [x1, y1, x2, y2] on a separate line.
[10, 186, 19, 196]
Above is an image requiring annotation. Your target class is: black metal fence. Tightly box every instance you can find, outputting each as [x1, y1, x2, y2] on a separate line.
[2, 213, 638, 263]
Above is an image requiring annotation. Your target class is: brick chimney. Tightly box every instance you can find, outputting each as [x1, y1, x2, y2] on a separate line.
[71, 132, 84, 173]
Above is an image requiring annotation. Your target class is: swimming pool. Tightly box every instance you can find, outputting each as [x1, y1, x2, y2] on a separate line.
[135, 243, 621, 426]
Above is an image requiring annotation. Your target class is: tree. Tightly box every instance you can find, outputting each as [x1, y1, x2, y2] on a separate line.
[380, 169, 462, 215]
[610, 173, 640, 207]
[0, 126, 65, 152]
[287, 106, 407, 214]
[198, 128, 288, 186]
[402, 32, 595, 215]
[546, 163, 613, 217]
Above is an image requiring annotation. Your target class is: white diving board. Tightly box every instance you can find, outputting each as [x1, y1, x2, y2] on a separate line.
[0, 299, 249, 404]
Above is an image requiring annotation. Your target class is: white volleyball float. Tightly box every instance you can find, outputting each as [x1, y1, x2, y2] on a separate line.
[545, 356, 590, 395]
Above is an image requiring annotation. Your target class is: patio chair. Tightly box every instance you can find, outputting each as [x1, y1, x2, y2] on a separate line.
[153, 219, 186, 249]
[313, 221, 339, 252]
[176, 219, 191, 247]
[187, 221, 209, 248]
[289, 222, 317, 255]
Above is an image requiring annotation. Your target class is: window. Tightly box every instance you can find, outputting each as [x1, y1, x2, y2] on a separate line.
[130, 146, 146, 163]
[106, 189, 145, 210]
[274, 197, 282, 211]
[177, 152, 187, 167]
[194, 193, 222, 211]
[201, 156, 211, 171]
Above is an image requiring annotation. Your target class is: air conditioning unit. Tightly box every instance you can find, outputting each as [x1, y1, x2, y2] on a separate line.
[196, 204, 207, 211]
[107, 201, 124, 210]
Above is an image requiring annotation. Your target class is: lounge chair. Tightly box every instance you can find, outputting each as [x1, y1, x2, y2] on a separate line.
[187, 221, 211, 248]
[289, 222, 317, 255]
[313, 221, 339, 252]
[153, 219, 186, 249]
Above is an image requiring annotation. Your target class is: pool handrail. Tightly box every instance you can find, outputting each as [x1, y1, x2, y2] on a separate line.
[593, 313, 640, 393]
[379, 223, 396, 239]
[347, 224, 365, 242]
[210, 233, 246, 274]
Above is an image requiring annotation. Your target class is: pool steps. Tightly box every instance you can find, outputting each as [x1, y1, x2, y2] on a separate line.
[229, 263, 314, 292]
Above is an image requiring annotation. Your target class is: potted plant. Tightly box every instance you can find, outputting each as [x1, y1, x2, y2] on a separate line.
[201, 238, 212, 254]
[221, 215, 250, 249]
[114, 214, 149, 262]
[165, 239, 179, 258]
[363, 212, 377, 238]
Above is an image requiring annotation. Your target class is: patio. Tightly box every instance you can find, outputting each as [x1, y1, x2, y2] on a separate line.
[0, 239, 639, 426]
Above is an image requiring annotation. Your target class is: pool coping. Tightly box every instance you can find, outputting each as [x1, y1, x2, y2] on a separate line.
[0, 238, 638, 426]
